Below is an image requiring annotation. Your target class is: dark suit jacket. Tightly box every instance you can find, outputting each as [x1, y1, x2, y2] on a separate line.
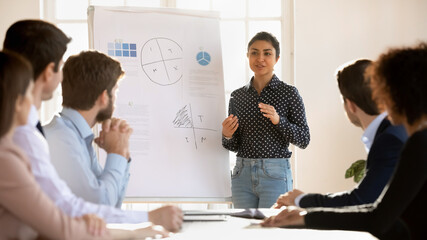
[300, 118, 408, 208]
[305, 129, 427, 239]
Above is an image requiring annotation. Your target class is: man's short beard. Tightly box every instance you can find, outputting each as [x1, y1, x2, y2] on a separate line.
[96, 96, 113, 123]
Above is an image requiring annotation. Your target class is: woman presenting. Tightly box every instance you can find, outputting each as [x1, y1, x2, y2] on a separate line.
[222, 32, 310, 208]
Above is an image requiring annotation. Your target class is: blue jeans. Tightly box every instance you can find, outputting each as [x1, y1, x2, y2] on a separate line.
[231, 157, 293, 209]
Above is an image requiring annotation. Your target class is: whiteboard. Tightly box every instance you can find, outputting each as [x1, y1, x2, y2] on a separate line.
[88, 6, 231, 201]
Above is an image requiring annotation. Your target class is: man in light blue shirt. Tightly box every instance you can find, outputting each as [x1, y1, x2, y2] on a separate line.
[46, 108, 130, 207]
[45, 51, 132, 207]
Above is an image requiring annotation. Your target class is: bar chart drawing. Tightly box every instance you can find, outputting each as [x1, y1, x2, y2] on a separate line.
[141, 37, 183, 86]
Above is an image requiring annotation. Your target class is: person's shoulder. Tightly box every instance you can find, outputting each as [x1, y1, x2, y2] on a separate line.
[13, 122, 42, 149]
[45, 115, 72, 134]
[369, 122, 407, 164]
[0, 139, 28, 167]
[231, 85, 251, 98]
[273, 78, 298, 92]
[382, 122, 408, 143]
[372, 126, 406, 149]
[44, 115, 79, 143]
[14, 121, 35, 136]
[276, 82, 303, 100]
[44, 114, 63, 128]
[232, 85, 249, 94]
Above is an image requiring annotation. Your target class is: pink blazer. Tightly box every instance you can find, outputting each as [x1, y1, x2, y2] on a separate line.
[0, 136, 111, 240]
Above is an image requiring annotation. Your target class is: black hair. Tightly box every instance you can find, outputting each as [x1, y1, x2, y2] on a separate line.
[3, 19, 71, 80]
[337, 59, 378, 115]
[247, 32, 280, 58]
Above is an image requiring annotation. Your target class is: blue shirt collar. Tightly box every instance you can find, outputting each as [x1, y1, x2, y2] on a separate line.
[361, 112, 388, 153]
[60, 107, 94, 141]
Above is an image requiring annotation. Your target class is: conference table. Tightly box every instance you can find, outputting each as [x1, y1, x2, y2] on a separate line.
[109, 209, 378, 240]
[173, 217, 376, 240]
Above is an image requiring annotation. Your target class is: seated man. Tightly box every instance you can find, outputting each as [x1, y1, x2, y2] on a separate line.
[45, 51, 130, 207]
[6, 20, 182, 232]
[273, 59, 407, 209]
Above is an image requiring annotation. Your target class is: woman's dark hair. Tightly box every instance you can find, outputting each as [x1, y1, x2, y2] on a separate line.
[337, 59, 378, 115]
[247, 32, 280, 58]
[0, 50, 33, 138]
[369, 42, 427, 125]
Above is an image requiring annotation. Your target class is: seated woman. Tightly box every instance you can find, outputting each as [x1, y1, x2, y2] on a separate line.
[261, 43, 427, 240]
[0, 50, 168, 239]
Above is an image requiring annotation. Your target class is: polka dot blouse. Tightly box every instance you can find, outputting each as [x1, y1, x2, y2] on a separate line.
[222, 75, 310, 158]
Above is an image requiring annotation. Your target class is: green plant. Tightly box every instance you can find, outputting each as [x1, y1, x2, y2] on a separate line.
[345, 159, 366, 183]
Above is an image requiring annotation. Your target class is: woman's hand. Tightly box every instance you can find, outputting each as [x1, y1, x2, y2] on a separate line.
[222, 114, 239, 138]
[259, 103, 280, 125]
[80, 214, 107, 237]
[261, 206, 306, 227]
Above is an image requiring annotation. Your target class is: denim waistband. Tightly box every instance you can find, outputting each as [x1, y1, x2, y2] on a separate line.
[236, 157, 290, 162]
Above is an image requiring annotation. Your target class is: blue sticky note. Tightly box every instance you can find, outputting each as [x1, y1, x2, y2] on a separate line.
[115, 50, 122, 56]
[115, 43, 121, 49]
[123, 51, 129, 57]
[122, 43, 129, 49]
[130, 44, 136, 50]
[130, 51, 137, 57]
[108, 50, 115, 56]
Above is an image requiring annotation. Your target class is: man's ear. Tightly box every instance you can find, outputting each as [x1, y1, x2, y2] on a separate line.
[97, 90, 109, 107]
[346, 99, 358, 114]
[40, 62, 55, 84]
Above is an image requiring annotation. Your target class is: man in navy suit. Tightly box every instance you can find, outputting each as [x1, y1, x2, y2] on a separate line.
[273, 59, 408, 208]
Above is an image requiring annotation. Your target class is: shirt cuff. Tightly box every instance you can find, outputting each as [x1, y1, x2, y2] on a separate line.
[294, 193, 307, 207]
[105, 153, 128, 173]
[124, 210, 149, 223]
[107, 210, 149, 224]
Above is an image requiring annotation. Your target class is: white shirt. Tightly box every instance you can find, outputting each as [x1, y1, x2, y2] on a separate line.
[294, 112, 388, 207]
[12, 105, 147, 223]
[361, 112, 388, 153]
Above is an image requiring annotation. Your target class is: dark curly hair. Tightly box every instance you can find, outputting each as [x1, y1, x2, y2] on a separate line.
[369, 42, 427, 125]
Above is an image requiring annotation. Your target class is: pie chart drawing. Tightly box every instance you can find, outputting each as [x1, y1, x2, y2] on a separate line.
[196, 51, 211, 66]
[141, 38, 183, 86]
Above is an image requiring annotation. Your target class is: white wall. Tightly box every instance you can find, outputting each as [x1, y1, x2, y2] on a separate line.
[0, 0, 40, 48]
[293, 0, 427, 193]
